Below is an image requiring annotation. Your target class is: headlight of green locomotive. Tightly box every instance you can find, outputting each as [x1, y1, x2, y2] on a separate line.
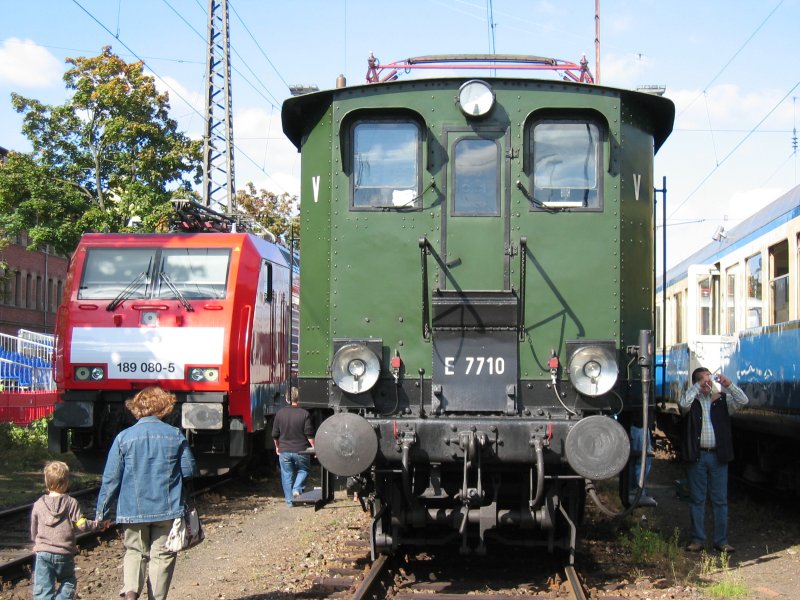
[568, 344, 618, 396]
[331, 343, 380, 394]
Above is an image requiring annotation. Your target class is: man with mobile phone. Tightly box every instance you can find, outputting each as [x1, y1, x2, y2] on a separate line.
[679, 367, 748, 554]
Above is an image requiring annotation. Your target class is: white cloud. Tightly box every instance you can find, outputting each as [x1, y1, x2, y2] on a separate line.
[0, 38, 61, 87]
[651, 79, 796, 268]
[598, 52, 651, 89]
[670, 84, 788, 131]
[234, 106, 300, 198]
[152, 74, 204, 136]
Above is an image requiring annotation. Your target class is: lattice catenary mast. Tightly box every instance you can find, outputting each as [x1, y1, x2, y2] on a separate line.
[202, 0, 236, 213]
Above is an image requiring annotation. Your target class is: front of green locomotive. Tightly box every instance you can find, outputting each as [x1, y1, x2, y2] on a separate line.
[282, 68, 674, 558]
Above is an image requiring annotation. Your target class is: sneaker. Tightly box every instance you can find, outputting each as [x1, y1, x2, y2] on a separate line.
[292, 490, 301, 498]
[715, 543, 736, 554]
[685, 541, 704, 552]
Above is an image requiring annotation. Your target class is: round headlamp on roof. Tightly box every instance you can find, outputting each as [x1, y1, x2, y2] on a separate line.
[568, 345, 618, 397]
[457, 80, 495, 118]
[331, 343, 380, 394]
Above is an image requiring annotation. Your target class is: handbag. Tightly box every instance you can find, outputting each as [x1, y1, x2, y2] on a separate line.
[164, 506, 205, 552]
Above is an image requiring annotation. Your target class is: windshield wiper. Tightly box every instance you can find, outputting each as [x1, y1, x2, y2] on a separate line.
[158, 270, 195, 312]
[106, 269, 150, 311]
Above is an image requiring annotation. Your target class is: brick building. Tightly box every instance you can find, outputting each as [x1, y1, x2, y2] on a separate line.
[0, 145, 70, 337]
[0, 233, 69, 337]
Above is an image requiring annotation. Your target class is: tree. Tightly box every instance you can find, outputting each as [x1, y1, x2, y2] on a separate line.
[235, 182, 298, 245]
[0, 46, 201, 255]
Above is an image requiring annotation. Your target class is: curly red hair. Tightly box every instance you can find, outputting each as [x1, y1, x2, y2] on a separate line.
[125, 386, 176, 420]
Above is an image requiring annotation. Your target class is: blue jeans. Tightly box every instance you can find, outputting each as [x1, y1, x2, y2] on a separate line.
[279, 452, 310, 505]
[629, 426, 653, 494]
[33, 551, 76, 600]
[686, 450, 729, 546]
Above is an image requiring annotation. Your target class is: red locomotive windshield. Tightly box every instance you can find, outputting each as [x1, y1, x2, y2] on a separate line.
[78, 247, 231, 301]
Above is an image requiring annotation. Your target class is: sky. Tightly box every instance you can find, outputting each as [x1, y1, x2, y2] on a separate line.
[1, 0, 798, 268]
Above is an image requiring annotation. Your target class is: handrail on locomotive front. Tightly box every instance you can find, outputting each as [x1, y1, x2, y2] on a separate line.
[419, 237, 431, 340]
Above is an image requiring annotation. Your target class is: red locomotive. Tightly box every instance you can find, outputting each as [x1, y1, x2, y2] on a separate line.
[49, 202, 296, 473]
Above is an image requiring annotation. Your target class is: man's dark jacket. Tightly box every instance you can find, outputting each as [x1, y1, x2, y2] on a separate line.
[681, 394, 734, 463]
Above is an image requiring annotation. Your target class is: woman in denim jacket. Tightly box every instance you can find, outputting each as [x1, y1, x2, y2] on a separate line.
[96, 386, 198, 600]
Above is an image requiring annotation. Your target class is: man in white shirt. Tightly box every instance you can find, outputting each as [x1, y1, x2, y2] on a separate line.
[678, 367, 748, 553]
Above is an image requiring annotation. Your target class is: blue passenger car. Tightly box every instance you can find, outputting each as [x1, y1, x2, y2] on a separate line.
[655, 185, 800, 492]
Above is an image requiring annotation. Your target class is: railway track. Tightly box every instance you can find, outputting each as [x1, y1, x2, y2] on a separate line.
[0, 475, 233, 585]
[0, 486, 101, 583]
[299, 533, 590, 600]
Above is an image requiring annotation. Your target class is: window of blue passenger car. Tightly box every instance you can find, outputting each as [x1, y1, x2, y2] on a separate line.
[745, 253, 763, 328]
[529, 119, 602, 210]
[453, 138, 500, 216]
[351, 121, 421, 209]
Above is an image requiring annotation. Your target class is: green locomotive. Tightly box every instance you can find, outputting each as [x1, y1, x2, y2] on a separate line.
[282, 55, 674, 559]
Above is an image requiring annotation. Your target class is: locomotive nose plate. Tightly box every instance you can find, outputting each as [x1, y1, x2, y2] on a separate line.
[564, 415, 630, 480]
[315, 413, 378, 477]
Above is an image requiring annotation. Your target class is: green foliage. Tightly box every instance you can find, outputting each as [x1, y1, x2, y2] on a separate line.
[619, 524, 681, 564]
[706, 579, 747, 598]
[0, 418, 99, 507]
[235, 182, 299, 244]
[0, 46, 202, 255]
[699, 551, 748, 598]
[0, 417, 49, 449]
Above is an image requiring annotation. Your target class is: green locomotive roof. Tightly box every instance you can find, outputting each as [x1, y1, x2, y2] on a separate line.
[281, 77, 674, 153]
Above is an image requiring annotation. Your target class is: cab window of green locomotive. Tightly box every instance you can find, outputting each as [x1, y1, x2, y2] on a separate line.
[78, 248, 155, 300]
[156, 248, 231, 300]
[352, 121, 420, 209]
[529, 120, 602, 210]
[453, 138, 500, 215]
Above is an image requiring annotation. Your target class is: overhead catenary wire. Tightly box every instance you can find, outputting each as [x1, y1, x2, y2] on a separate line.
[676, 0, 785, 119]
[69, 0, 289, 195]
[228, 1, 291, 93]
[667, 79, 800, 221]
[703, 91, 719, 166]
[160, 0, 282, 108]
